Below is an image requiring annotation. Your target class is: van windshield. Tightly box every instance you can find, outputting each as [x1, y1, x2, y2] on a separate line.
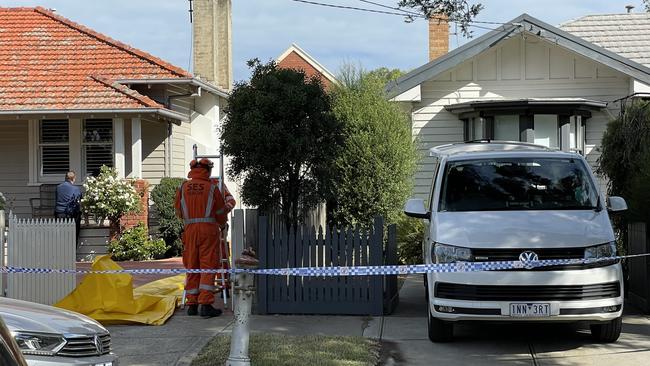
[439, 157, 599, 212]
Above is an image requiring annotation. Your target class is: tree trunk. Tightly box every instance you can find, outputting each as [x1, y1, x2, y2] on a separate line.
[109, 219, 121, 241]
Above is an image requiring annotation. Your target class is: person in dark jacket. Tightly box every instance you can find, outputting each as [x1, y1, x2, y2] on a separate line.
[55, 171, 82, 243]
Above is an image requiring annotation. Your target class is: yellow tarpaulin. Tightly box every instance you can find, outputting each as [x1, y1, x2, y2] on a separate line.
[55, 255, 185, 326]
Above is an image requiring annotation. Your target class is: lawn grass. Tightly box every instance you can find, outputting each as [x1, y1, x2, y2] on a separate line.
[191, 333, 380, 366]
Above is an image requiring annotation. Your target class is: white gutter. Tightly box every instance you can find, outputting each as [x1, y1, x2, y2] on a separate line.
[0, 108, 188, 124]
[115, 78, 230, 99]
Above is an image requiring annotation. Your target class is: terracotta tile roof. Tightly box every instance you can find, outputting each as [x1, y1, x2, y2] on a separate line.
[0, 7, 191, 112]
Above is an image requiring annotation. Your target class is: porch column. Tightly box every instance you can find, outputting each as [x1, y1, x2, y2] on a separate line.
[114, 118, 125, 178]
[131, 117, 142, 179]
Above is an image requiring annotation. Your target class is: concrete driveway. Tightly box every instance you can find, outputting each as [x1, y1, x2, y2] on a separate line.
[381, 276, 650, 366]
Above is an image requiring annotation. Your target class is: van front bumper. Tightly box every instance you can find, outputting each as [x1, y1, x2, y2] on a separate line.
[428, 264, 623, 322]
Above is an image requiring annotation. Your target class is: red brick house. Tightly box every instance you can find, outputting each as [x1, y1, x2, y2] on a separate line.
[277, 44, 338, 90]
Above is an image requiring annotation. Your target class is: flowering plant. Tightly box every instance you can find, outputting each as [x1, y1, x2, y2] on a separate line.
[82, 166, 140, 224]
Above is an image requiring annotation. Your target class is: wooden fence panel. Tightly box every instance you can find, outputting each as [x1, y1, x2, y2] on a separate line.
[6, 216, 75, 305]
[259, 215, 396, 315]
[628, 222, 650, 313]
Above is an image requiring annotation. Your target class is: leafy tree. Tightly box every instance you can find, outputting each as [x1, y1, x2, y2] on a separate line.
[398, 0, 483, 36]
[328, 65, 418, 227]
[645, 0, 650, 12]
[599, 100, 650, 224]
[222, 59, 344, 228]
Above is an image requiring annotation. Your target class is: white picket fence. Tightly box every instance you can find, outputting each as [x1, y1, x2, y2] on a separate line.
[3, 215, 75, 305]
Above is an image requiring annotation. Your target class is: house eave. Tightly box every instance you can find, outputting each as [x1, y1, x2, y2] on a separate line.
[115, 78, 230, 99]
[0, 108, 188, 124]
[444, 98, 608, 113]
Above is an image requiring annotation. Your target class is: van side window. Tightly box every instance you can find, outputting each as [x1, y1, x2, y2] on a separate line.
[427, 157, 440, 210]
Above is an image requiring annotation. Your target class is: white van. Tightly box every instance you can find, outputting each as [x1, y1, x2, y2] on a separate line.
[404, 141, 627, 343]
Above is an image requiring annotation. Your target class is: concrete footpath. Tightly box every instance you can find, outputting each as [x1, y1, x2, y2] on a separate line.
[108, 275, 650, 365]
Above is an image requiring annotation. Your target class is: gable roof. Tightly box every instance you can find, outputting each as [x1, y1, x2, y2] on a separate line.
[386, 13, 650, 99]
[560, 13, 650, 67]
[277, 43, 338, 85]
[0, 7, 225, 116]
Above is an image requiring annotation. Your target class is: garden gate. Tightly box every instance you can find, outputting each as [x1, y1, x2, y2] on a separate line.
[256, 216, 398, 316]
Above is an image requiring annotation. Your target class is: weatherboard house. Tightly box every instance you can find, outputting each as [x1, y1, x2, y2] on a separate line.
[388, 13, 650, 198]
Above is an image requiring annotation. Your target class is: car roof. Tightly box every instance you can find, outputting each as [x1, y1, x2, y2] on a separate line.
[429, 141, 577, 159]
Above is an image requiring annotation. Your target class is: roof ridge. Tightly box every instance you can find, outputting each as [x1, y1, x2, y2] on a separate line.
[32, 6, 191, 78]
[0, 7, 40, 11]
[91, 75, 164, 108]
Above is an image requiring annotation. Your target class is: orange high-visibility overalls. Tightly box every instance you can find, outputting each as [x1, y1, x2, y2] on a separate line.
[174, 167, 235, 305]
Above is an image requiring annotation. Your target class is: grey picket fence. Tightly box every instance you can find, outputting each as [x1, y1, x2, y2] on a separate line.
[257, 216, 398, 316]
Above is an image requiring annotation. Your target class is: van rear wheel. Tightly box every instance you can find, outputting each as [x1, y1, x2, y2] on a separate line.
[427, 307, 453, 342]
[590, 317, 622, 343]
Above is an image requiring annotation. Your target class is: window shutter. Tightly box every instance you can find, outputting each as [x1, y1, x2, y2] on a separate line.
[40, 120, 70, 175]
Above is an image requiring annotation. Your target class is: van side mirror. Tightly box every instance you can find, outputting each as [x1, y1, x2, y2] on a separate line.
[404, 199, 431, 220]
[607, 196, 628, 212]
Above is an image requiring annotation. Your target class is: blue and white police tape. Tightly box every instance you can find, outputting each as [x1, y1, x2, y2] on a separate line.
[1, 253, 649, 276]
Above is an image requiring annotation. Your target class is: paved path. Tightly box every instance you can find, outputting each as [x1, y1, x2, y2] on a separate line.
[380, 275, 650, 366]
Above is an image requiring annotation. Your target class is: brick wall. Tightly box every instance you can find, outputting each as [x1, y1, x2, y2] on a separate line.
[278, 51, 333, 91]
[120, 179, 149, 232]
[429, 17, 449, 62]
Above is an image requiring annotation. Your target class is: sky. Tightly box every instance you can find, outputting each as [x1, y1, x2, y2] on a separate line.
[2, 0, 643, 82]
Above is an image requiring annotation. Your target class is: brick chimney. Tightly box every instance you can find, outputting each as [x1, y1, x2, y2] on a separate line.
[193, 0, 232, 91]
[428, 16, 449, 61]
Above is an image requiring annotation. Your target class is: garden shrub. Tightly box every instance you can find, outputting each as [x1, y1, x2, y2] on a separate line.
[397, 214, 425, 265]
[82, 166, 140, 224]
[0, 192, 5, 211]
[151, 177, 185, 257]
[108, 222, 166, 261]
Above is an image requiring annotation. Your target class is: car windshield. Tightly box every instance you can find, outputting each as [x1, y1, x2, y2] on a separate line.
[439, 157, 599, 212]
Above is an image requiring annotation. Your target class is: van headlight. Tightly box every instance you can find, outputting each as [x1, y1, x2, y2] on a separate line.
[13, 332, 66, 356]
[584, 242, 617, 260]
[432, 243, 473, 263]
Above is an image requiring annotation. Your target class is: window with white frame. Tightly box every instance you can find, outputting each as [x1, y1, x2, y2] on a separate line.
[83, 119, 114, 176]
[39, 119, 70, 176]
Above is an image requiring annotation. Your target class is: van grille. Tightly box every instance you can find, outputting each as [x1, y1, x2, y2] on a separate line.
[57, 334, 111, 357]
[435, 282, 620, 301]
[471, 247, 614, 270]
[473, 247, 585, 261]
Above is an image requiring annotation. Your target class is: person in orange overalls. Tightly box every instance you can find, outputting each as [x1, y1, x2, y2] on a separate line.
[174, 158, 236, 318]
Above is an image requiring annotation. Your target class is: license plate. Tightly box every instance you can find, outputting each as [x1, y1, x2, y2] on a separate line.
[509, 303, 550, 317]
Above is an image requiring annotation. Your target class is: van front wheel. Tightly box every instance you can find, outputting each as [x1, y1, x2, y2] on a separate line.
[590, 317, 622, 343]
[427, 307, 453, 342]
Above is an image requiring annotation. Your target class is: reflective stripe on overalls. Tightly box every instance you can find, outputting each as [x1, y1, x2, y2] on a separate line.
[180, 182, 219, 225]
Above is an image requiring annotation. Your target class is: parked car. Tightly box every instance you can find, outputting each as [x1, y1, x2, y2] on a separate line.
[0, 297, 118, 365]
[405, 141, 626, 343]
[0, 315, 28, 366]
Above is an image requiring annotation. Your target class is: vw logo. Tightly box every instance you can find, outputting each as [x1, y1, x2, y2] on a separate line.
[519, 251, 539, 269]
[94, 335, 104, 355]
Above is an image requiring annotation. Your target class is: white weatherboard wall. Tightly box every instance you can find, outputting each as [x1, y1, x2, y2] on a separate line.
[7, 216, 75, 305]
[409, 34, 630, 198]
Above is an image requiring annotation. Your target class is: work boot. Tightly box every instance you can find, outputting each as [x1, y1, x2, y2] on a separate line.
[199, 305, 223, 318]
[187, 304, 198, 316]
